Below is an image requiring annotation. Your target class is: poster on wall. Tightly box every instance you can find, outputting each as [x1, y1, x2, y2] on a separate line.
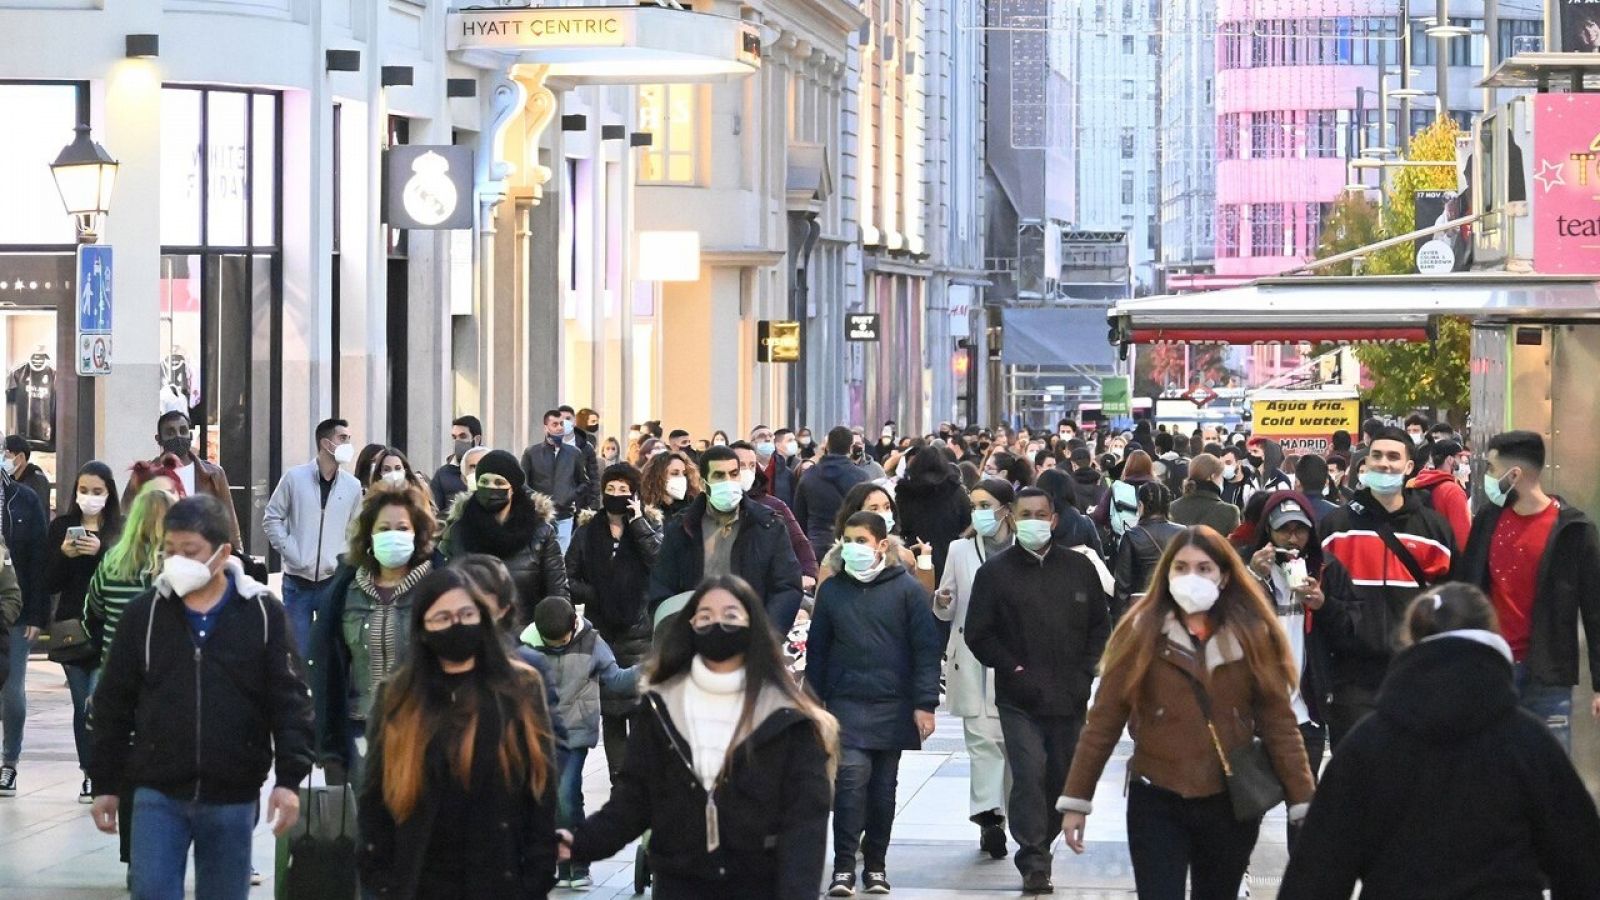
[1554, 0, 1600, 52]
[1250, 393, 1360, 455]
[1532, 93, 1600, 274]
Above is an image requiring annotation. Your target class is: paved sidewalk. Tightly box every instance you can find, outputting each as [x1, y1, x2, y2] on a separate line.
[0, 657, 1290, 897]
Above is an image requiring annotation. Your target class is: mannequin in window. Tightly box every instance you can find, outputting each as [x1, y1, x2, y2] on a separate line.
[160, 346, 200, 410]
[7, 348, 55, 452]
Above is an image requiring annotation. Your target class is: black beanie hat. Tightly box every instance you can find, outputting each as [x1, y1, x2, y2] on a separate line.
[533, 596, 576, 643]
[474, 450, 525, 491]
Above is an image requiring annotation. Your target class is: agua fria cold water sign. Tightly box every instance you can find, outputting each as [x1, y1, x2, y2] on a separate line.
[1533, 93, 1600, 275]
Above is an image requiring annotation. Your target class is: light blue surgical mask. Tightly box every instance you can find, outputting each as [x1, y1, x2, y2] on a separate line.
[755, 441, 776, 459]
[1015, 519, 1053, 551]
[371, 530, 416, 569]
[1360, 469, 1406, 496]
[1482, 471, 1514, 507]
[872, 510, 896, 533]
[972, 508, 1002, 538]
[840, 542, 880, 577]
[708, 480, 744, 512]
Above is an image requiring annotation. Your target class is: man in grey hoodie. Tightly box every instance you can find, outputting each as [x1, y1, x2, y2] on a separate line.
[262, 418, 363, 654]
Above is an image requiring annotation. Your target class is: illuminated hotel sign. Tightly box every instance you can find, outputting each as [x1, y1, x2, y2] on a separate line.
[447, 6, 762, 83]
[449, 8, 633, 50]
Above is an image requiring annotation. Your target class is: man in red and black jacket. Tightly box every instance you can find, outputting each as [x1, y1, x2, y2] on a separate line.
[1315, 427, 1456, 748]
[1459, 430, 1600, 753]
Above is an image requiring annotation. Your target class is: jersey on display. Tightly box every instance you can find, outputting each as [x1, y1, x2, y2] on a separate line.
[8, 357, 55, 451]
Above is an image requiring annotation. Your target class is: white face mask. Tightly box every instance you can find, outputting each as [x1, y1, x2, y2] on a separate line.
[330, 442, 355, 465]
[665, 475, 689, 500]
[162, 546, 224, 597]
[1169, 573, 1221, 614]
[738, 469, 757, 492]
[381, 470, 407, 487]
[77, 492, 107, 516]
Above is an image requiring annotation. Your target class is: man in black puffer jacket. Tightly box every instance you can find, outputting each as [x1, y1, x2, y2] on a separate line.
[649, 447, 804, 633]
[88, 496, 314, 900]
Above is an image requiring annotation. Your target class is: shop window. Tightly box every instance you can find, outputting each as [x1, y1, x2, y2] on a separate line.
[158, 86, 281, 549]
[0, 84, 79, 246]
[638, 84, 697, 185]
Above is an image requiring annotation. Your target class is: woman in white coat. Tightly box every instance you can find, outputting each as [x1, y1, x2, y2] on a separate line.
[933, 478, 1016, 860]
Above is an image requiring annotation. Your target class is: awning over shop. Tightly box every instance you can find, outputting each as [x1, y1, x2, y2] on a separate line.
[1002, 307, 1118, 367]
[1108, 274, 1600, 346]
[448, 6, 761, 84]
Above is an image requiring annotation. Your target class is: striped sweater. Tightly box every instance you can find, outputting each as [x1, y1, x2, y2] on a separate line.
[85, 567, 154, 667]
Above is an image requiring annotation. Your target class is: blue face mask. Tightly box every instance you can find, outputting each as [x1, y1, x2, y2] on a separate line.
[840, 542, 880, 578]
[1360, 469, 1406, 496]
[1015, 519, 1053, 551]
[1482, 470, 1515, 507]
[755, 441, 776, 459]
[972, 508, 1002, 538]
[708, 480, 744, 512]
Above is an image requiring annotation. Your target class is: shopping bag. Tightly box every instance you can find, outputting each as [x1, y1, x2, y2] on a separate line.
[274, 782, 358, 900]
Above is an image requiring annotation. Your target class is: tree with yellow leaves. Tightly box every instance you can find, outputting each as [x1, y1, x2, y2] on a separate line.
[1316, 118, 1471, 425]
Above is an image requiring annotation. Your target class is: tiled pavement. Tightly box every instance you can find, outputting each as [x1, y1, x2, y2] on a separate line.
[0, 657, 1293, 898]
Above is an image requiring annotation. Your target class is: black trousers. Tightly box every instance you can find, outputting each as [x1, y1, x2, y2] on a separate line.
[600, 710, 633, 780]
[997, 705, 1080, 878]
[1287, 721, 1327, 849]
[1126, 780, 1260, 900]
[1326, 686, 1377, 751]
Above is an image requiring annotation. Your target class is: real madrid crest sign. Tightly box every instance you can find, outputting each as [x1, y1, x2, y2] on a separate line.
[385, 145, 475, 230]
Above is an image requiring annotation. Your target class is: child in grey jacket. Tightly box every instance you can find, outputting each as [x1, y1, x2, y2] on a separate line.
[522, 596, 640, 889]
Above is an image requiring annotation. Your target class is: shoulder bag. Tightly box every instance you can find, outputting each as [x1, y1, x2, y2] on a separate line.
[1181, 669, 1284, 822]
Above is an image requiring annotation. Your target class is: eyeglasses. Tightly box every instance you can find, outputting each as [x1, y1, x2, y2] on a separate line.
[690, 611, 750, 630]
[423, 607, 482, 630]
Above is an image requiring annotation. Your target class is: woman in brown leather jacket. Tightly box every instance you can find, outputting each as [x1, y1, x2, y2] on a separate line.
[1057, 525, 1314, 900]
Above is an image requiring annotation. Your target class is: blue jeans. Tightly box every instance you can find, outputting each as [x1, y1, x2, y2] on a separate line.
[556, 746, 587, 828]
[832, 747, 902, 873]
[1513, 663, 1573, 753]
[279, 576, 329, 658]
[63, 661, 95, 770]
[1, 627, 27, 765]
[555, 517, 574, 554]
[130, 787, 255, 900]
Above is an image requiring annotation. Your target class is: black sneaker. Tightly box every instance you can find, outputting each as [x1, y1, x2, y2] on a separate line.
[1022, 871, 1055, 894]
[980, 821, 1007, 859]
[862, 871, 892, 894]
[78, 776, 93, 804]
[827, 871, 857, 897]
[0, 766, 16, 797]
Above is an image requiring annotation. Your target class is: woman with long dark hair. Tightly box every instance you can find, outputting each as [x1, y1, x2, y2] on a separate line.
[1059, 526, 1314, 899]
[559, 575, 838, 899]
[815, 482, 932, 594]
[358, 568, 559, 899]
[42, 461, 122, 802]
[440, 450, 567, 623]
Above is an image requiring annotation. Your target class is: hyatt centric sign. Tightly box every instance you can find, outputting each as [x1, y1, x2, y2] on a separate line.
[449, 8, 633, 50]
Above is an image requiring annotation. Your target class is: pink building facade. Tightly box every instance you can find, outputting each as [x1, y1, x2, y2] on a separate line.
[1213, 0, 1399, 279]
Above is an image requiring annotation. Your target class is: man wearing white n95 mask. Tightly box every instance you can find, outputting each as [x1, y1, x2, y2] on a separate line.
[89, 495, 314, 900]
[263, 418, 363, 656]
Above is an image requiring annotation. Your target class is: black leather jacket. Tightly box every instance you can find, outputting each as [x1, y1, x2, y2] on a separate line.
[1112, 518, 1185, 619]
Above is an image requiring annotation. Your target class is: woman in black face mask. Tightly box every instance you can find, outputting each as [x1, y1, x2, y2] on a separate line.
[357, 568, 560, 899]
[558, 575, 838, 899]
[440, 449, 568, 624]
[563, 463, 662, 780]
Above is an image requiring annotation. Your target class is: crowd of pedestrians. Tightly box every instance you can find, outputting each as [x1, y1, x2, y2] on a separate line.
[0, 407, 1597, 899]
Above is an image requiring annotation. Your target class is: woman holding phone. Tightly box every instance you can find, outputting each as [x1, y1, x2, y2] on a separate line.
[42, 461, 122, 804]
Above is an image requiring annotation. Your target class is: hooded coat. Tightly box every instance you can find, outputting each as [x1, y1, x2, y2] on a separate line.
[1280, 633, 1600, 899]
[519, 617, 640, 750]
[893, 470, 971, 583]
[1407, 468, 1471, 553]
[564, 507, 662, 680]
[1249, 438, 1294, 492]
[806, 563, 943, 750]
[1246, 491, 1334, 726]
[441, 489, 569, 622]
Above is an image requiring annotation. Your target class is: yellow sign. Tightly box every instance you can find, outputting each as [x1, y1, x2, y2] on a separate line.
[1251, 397, 1360, 455]
[759, 320, 801, 363]
[449, 9, 633, 51]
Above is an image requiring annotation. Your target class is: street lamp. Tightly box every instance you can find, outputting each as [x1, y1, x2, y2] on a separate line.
[50, 123, 119, 244]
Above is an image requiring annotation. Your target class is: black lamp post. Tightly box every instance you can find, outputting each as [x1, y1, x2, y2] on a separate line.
[49, 124, 119, 244]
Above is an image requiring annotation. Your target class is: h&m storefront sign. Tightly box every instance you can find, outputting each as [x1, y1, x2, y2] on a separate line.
[384, 146, 475, 230]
